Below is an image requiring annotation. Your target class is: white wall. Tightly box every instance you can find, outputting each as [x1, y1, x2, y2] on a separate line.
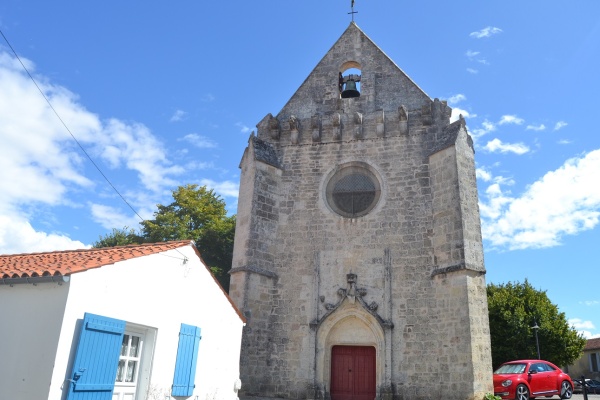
[0, 279, 69, 399]
[47, 244, 244, 400]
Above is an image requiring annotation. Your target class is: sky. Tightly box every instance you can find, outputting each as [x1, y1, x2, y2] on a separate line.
[1, 1, 599, 341]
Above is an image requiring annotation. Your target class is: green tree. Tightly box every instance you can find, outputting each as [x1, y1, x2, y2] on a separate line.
[93, 185, 236, 291]
[487, 280, 585, 369]
[140, 184, 235, 291]
[93, 227, 143, 248]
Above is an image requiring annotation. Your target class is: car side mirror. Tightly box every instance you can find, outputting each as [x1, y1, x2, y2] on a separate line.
[528, 370, 538, 375]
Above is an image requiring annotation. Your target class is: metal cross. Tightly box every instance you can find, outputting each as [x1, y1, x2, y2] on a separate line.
[348, 0, 358, 21]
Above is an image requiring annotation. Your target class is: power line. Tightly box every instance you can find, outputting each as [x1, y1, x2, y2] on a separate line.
[1, 29, 200, 262]
[0, 28, 145, 222]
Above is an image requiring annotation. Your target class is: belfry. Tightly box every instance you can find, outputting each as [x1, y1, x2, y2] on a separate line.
[229, 22, 493, 400]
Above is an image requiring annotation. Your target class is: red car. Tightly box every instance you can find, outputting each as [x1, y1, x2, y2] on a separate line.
[493, 359, 573, 400]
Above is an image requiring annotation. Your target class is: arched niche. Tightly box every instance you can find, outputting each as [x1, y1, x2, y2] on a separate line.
[315, 300, 386, 394]
[339, 61, 362, 98]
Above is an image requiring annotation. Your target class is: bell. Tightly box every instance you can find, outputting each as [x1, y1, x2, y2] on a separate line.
[341, 78, 360, 98]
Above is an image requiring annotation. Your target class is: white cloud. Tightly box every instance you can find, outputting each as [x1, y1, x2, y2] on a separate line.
[483, 138, 530, 155]
[170, 109, 187, 122]
[558, 139, 572, 145]
[201, 94, 215, 102]
[526, 124, 546, 131]
[480, 149, 600, 250]
[236, 122, 252, 134]
[0, 50, 187, 252]
[469, 119, 496, 140]
[465, 50, 480, 59]
[467, 68, 478, 74]
[554, 121, 568, 130]
[476, 167, 493, 182]
[179, 133, 217, 149]
[450, 107, 471, 122]
[470, 26, 503, 39]
[580, 300, 600, 306]
[199, 179, 240, 199]
[0, 214, 88, 254]
[570, 318, 596, 330]
[96, 119, 184, 192]
[90, 203, 141, 230]
[186, 160, 215, 170]
[482, 120, 497, 132]
[448, 94, 466, 105]
[569, 318, 598, 338]
[499, 115, 525, 125]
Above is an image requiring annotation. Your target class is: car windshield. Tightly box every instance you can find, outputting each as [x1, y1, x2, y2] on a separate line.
[494, 363, 526, 374]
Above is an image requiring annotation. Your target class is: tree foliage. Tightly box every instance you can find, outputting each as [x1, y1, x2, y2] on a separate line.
[487, 280, 585, 369]
[93, 227, 143, 248]
[92, 184, 236, 291]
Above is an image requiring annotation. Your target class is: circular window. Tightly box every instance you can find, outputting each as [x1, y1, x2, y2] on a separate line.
[326, 164, 381, 218]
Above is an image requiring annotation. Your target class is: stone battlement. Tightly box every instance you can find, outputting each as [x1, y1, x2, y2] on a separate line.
[256, 98, 453, 146]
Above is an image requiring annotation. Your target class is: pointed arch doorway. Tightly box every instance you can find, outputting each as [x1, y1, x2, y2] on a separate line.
[330, 345, 376, 400]
[314, 299, 387, 400]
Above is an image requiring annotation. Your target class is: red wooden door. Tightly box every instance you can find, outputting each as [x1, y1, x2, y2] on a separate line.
[331, 346, 376, 400]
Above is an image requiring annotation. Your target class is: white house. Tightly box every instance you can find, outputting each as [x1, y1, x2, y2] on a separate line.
[0, 240, 246, 400]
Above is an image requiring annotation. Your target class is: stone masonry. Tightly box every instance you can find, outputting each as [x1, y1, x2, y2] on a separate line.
[229, 22, 493, 400]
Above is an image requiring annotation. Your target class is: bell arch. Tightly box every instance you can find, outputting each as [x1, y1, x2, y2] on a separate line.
[315, 300, 386, 396]
[339, 61, 362, 98]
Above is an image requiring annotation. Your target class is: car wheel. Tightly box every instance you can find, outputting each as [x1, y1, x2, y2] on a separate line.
[560, 380, 573, 399]
[515, 384, 530, 400]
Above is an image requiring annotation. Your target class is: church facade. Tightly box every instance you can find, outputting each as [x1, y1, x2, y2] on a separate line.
[229, 23, 493, 400]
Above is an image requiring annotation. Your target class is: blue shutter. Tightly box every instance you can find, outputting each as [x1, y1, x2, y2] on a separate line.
[172, 324, 202, 396]
[66, 313, 125, 400]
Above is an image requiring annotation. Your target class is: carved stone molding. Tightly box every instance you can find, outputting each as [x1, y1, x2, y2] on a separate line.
[310, 273, 393, 330]
[398, 105, 409, 135]
[311, 114, 321, 142]
[353, 112, 363, 139]
[376, 109, 385, 137]
[332, 113, 342, 140]
[289, 115, 300, 144]
[269, 116, 280, 140]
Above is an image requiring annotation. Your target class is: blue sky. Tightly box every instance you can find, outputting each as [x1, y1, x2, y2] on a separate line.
[1, 1, 599, 340]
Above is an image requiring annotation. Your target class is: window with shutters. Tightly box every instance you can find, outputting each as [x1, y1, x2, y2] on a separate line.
[66, 313, 156, 400]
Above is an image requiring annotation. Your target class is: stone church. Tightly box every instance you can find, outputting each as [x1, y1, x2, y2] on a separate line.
[229, 22, 493, 400]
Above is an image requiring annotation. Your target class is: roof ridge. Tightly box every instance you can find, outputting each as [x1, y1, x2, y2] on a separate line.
[0, 239, 193, 258]
[0, 240, 194, 279]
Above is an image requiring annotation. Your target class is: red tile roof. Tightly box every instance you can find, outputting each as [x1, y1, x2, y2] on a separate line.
[585, 337, 600, 351]
[0, 240, 193, 279]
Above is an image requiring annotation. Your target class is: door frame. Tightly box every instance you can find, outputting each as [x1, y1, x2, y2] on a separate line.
[315, 303, 385, 398]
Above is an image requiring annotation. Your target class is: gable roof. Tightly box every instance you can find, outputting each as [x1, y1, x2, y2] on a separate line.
[585, 337, 600, 351]
[0, 240, 192, 280]
[276, 22, 431, 120]
[0, 240, 246, 322]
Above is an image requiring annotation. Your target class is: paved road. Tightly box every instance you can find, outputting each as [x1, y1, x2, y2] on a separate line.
[530, 395, 599, 399]
[567, 395, 600, 400]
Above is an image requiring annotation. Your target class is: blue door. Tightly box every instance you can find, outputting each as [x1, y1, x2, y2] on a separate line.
[66, 313, 126, 400]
